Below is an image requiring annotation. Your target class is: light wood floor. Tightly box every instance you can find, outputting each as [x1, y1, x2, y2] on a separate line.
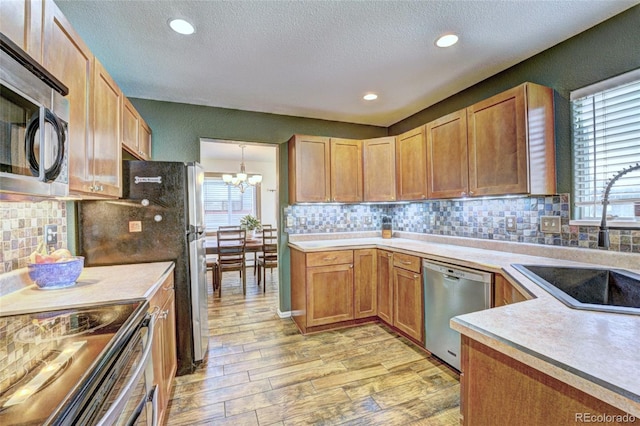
[165, 267, 460, 425]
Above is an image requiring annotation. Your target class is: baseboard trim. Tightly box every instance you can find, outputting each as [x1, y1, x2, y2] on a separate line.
[277, 309, 291, 318]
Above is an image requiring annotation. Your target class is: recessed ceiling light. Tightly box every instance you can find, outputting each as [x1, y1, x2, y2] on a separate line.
[435, 34, 459, 48]
[363, 93, 378, 101]
[169, 18, 195, 35]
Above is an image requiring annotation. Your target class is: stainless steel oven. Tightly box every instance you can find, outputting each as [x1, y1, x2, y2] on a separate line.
[0, 300, 157, 426]
[0, 33, 69, 198]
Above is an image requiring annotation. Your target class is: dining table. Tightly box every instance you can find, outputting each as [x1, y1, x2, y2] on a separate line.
[205, 236, 263, 255]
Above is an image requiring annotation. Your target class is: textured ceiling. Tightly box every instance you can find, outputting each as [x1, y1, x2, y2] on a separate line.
[57, 0, 638, 127]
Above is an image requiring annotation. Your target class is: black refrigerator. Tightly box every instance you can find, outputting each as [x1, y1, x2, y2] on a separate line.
[77, 161, 209, 376]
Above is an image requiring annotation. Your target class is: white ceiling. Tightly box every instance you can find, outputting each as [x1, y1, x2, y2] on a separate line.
[200, 139, 277, 163]
[57, 0, 638, 127]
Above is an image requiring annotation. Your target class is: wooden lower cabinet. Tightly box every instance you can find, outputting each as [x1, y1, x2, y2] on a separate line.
[493, 274, 529, 307]
[354, 249, 377, 319]
[149, 273, 177, 425]
[377, 250, 394, 325]
[460, 336, 632, 425]
[306, 263, 354, 326]
[392, 260, 423, 342]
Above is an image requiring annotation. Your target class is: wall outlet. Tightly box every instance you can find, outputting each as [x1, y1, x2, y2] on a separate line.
[505, 216, 517, 232]
[540, 216, 561, 233]
[44, 224, 58, 245]
[363, 215, 372, 225]
[298, 216, 307, 226]
[286, 215, 294, 227]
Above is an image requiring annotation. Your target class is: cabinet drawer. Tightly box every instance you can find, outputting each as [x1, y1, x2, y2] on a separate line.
[150, 274, 175, 311]
[307, 250, 353, 267]
[393, 253, 421, 273]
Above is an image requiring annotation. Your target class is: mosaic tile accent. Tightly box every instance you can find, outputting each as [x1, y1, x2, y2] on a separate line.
[0, 201, 68, 274]
[284, 194, 640, 253]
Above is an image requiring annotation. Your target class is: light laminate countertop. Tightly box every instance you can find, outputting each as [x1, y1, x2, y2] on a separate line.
[0, 261, 175, 315]
[288, 233, 640, 416]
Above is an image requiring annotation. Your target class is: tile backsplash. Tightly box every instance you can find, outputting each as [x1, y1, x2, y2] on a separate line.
[284, 194, 640, 253]
[0, 200, 68, 273]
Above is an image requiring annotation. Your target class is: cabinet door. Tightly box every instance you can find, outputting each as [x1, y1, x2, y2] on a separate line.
[330, 138, 362, 202]
[354, 249, 377, 319]
[122, 97, 139, 155]
[467, 85, 528, 196]
[396, 126, 428, 200]
[288, 135, 331, 203]
[138, 119, 152, 160]
[426, 109, 469, 198]
[377, 250, 394, 325]
[43, 1, 93, 194]
[91, 58, 122, 197]
[363, 137, 396, 202]
[0, 0, 43, 62]
[393, 267, 423, 341]
[159, 290, 177, 425]
[306, 263, 354, 326]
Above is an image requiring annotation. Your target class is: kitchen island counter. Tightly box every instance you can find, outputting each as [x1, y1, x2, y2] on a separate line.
[0, 261, 174, 315]
[288, 232, 640, 417]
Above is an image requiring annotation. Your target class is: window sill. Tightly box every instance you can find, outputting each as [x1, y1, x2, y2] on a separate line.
[569, 219, 640, 229]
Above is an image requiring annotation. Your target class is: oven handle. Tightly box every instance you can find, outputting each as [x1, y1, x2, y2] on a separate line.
[95, 311, 156, 426]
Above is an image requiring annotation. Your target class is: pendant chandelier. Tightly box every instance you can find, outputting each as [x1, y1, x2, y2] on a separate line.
[222, 144, 263, 193]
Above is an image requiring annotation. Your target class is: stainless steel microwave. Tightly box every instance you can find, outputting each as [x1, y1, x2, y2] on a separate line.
[0, 33, 70, 198]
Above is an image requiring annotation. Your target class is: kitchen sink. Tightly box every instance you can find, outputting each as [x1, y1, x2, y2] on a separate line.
[511, 264, 640, 315]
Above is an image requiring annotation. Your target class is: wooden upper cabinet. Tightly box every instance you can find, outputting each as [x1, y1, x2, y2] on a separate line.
[467, 83, 556, 196]
[43, 0, 93, 194]
[0, 0, 44, 63]
[289, 135, 331, 203]
[396, 126, 428, 201]
[138, 119, 152, 160]
[330, 138, 363, 202]
[426, 110, 469, 198]
[122, 97, 152, 160]
[363, 136, 396, 202]
[122, 97, 140, 155]
[91, 58, 122, 197]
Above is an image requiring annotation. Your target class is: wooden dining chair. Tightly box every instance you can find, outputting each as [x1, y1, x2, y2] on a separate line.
[215, 229, 247, 295]
[257, 228, 278, 292]
[252, 224, 272, 276]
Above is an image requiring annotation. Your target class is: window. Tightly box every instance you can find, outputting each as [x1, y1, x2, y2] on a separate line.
[571, 69, 640, 220]
[203, 174, 259, 231]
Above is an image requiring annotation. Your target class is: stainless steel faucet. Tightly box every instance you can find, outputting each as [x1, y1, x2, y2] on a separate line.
[597, 162, 640, 248]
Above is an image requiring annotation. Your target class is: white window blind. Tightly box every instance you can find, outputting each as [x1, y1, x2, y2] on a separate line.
[203, 176, 257, 231]
[571, 70, 640, 219]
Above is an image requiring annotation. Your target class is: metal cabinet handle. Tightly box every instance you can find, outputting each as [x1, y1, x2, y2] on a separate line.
[323, 256, 338, 261]
[387, 253, 393, 258]
[461, 191, 467, 197]
[413, 274, 419, 279]
[160, 309, 169, 320]
[399, 260, 412, 265]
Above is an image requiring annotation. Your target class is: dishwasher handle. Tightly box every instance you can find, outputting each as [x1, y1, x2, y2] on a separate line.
[443, 274, 460, 281]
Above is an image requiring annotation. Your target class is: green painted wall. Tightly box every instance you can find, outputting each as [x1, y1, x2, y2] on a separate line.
[389, 5, 640, 194]
[128, 5, 640, 313]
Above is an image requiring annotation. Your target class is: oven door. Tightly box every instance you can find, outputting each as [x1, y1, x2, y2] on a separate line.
[91, 312, 158, 426]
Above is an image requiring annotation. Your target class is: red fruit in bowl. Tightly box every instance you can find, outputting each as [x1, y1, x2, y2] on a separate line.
[35, 254, 56, 264]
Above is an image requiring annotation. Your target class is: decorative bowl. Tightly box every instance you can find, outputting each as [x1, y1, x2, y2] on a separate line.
[27, 257, 84, 289]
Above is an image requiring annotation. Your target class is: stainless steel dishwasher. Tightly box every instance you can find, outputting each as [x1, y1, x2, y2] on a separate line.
[423, 260, 491, 371]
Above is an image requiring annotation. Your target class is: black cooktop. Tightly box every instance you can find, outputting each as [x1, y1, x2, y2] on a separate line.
[0, 300, 146, 426]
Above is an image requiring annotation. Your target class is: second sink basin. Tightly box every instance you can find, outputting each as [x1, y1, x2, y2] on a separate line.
[512, 264, 640, 315]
